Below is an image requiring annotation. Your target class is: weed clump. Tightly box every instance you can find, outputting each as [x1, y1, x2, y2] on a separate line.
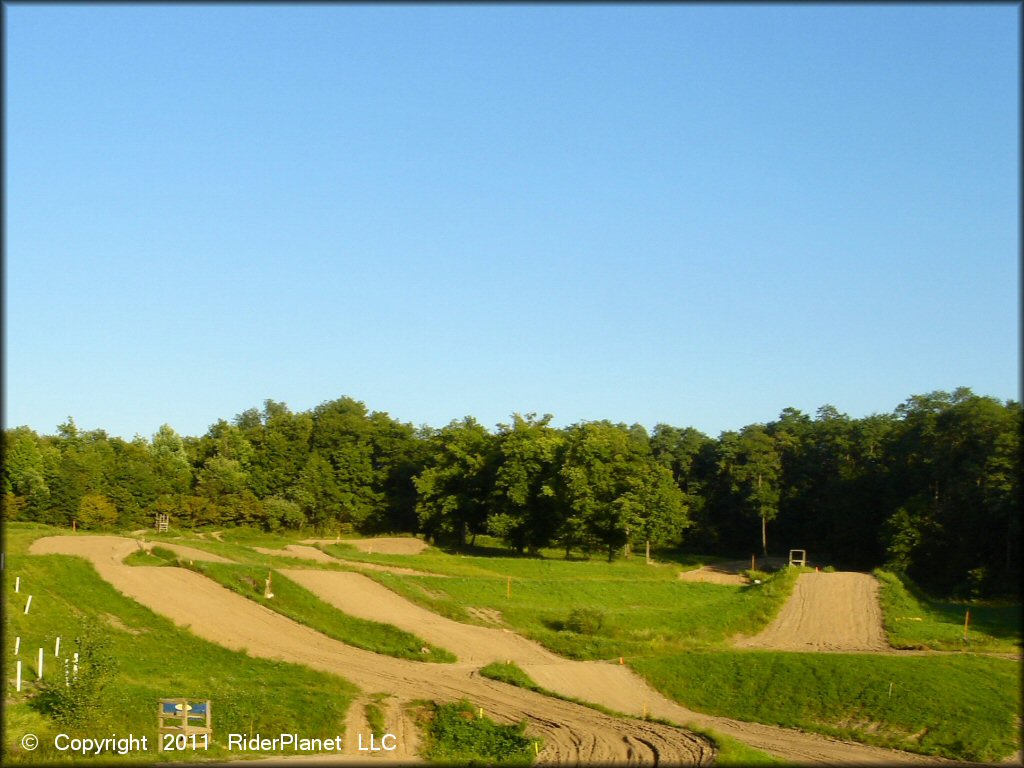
[566, 607, 605, 635]
[420, 699, 537, 765]
[33, 619, 118, 730]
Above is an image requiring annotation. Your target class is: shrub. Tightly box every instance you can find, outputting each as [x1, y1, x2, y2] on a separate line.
[34, 619, 119, 730]
[566, 607, 605, 635]
[423, 700, 535, 765]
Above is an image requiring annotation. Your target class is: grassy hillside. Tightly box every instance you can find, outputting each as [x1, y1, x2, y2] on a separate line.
[361, 561, 800, 660]
[632, 650, 1021, 762]
[4, 546, 358, 763]
[874, 569, 1021, 653]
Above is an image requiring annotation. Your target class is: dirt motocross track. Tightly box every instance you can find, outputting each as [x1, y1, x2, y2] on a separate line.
[736, 571, 890, 652]
[30, 536, 946, 765]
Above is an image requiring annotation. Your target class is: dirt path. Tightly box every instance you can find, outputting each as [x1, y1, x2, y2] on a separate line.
[737, 571, 890, 652]
[30, 536, 951, 765]
[677, 566, 749, 585]
[281, 569, 557, 665]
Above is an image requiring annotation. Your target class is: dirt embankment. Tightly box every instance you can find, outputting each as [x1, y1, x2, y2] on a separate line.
[737, 571, 890, 652]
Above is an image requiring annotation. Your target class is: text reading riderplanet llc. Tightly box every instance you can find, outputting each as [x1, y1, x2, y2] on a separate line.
[227, 733, 398, 752]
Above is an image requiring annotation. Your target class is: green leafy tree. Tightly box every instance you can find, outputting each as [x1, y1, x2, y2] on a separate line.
[77, 493, 118, 529]
[310, 398, 383, 530]
[718, 425, 781, 556]
[489, 413, 566, 554]
[150, 424, 193, 496]
[294, 452, 342, 533]
[414, 418, 497, 547]
[3, 426, 51, 516]
[560, 421, 688, 561]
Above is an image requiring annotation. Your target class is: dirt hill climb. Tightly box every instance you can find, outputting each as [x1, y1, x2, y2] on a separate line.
[737, 571, 890, 652]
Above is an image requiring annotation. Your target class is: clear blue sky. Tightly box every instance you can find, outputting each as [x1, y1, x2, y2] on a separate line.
[5, 4, 1019, 440]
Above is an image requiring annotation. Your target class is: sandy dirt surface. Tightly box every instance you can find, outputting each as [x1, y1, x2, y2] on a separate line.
[737, 571, 890, 651]
[30, 536, 951, 765]
[302, 537, 430, 555]
[281, 569, 559, 665]
[677, 566, 749, 585]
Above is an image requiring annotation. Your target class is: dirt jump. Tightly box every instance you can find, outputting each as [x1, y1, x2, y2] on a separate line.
[302, 537, 430, 555]
[737, 571, 890, 652]
[257, 544, 445, 577]
[30, 536, 945, 765]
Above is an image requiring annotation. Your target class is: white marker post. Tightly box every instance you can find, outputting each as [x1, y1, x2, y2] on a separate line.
[73, 652, 79, 679]
[14, 636, 21, 655]
[55, 636, 61, 657]
[37, 648, 43, 680]
[24, 595, 33, 614]
[65, 658, 70, 687]
[16, 660, 22, 692]
[14, 576, 20, 593]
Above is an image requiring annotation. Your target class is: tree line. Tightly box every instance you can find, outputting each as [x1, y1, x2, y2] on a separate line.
[3, 388, 1019, 597]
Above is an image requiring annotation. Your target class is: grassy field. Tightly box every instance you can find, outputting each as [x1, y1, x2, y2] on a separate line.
[874, 569, 1021, 653]
[3, 549, 357, 764]
[319, 537, 716, 579]
[632, 650, 1021, 762]
[364, 563, 800, 660]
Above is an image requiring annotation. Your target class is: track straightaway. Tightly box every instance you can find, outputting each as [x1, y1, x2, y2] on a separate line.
[736, 571, 890, 652]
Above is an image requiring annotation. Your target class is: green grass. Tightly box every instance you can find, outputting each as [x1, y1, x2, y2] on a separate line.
[321, 538, 711, 581]
[479, 662, 543, 691]
[368, 565, 801, 660]
[365, 696, 388, 738]
[3, 551, 358, 764]
[184, 561, 457, 663]
[694, 727, 783, 766]
[874, 569, 1021, 653]
[121, 546, 180, 567]
[631, 650, 1021, 762]
[414, 700, 537, 765]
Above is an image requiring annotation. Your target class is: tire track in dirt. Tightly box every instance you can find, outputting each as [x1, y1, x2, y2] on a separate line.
[278, 566, 947, 765]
